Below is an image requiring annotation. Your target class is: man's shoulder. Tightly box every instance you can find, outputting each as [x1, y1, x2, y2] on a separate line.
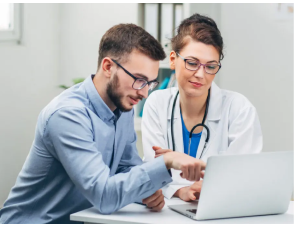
[39, 88, 90, 127]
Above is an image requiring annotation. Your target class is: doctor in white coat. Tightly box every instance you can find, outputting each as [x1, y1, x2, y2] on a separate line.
[142, 13, 263, 202]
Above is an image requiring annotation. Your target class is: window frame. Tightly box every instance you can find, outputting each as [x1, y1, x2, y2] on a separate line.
[0, 3, 22, 42]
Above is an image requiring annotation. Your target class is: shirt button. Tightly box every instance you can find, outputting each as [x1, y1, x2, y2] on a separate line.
[162, 181, 167, 185]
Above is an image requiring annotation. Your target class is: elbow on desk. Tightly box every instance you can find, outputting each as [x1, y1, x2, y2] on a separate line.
[95, 204, 119, 215]
[98, 209, 114, 215]
[93, 197, 121, 215]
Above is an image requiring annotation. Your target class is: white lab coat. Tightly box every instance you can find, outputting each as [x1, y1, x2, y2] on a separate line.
[141, 82, 263, 199]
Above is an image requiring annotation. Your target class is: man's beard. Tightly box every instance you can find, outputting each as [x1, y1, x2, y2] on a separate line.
[106, 73, 132, 112]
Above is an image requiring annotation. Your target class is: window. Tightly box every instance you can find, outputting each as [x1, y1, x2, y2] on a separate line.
[0, 3, 21, 42]
[0, 3, 11, 30]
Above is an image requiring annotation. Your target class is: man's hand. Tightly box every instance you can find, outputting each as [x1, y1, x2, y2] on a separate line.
[174, 180, 203, 202]
[163, 152, 206, 181]
[142, 190, 165, 212]
[153, 146, 172, 158]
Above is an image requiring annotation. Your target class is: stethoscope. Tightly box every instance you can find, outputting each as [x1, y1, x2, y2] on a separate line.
[171, 89, 211, 159]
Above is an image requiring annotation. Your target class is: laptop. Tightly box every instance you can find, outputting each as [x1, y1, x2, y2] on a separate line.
[168, 151, 293, 220]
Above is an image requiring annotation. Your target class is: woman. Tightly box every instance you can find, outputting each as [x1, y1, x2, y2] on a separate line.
[142, 14, 263, 202]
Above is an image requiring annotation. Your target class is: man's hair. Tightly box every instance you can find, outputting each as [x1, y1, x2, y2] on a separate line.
[97, 24, 166, 70]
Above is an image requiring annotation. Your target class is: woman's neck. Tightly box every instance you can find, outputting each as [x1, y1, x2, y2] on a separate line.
[179, 89, 209, 118]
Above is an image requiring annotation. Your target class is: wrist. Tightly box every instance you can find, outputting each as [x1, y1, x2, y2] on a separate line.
[163, 152, 173, 170]
[174, 189, 181, 197]
[173, 186, 187, 198]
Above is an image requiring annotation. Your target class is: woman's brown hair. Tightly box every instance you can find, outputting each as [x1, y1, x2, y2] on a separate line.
[171, 13, 224, 60]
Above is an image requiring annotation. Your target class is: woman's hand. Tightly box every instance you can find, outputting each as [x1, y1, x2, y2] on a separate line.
[153, 146, 172, 158]
[174, 180, 203, 202]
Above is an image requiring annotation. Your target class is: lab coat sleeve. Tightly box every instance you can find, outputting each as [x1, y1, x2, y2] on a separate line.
[227, 103, 263, 154]
[142, 92, 188, 199]
[44, 107, 172, 214]
[141, 92, 167, 162]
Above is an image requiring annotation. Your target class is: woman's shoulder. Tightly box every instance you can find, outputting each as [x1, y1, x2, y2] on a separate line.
[216, 84, 256, 113]
[150, 87, 178, 97]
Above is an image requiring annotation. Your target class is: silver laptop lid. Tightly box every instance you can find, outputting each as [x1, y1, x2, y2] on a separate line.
[195, 151, 293, 220]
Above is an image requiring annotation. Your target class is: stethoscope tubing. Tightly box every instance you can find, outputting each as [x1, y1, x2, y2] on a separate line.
[171, 89, 211, 159]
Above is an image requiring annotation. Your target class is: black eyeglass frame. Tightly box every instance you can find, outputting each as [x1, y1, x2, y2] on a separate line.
[111, 59, 159, 91]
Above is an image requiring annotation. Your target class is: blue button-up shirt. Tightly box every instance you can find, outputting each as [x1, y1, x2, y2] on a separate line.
[0, 75, 172, 224]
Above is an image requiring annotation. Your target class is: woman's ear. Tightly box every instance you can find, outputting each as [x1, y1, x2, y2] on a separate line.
[169, 51, 176, 70]
[101, 57, 113, 78]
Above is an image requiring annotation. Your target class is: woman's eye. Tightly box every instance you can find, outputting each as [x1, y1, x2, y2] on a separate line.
[187, 61, 198, 66]
[207, 65, 217, 69]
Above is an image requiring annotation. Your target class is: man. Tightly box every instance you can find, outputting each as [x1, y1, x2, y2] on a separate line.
[0, 24, 205, 223]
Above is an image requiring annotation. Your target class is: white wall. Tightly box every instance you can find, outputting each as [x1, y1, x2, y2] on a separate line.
[0, 4, 61, 206]
[219, 4, 293, 152]
[59, 3, 139, 86]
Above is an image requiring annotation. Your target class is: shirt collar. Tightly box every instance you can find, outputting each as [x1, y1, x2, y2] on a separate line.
[83, 74, 122, 122]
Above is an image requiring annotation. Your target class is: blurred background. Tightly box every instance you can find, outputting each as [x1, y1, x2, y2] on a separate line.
[0, 3, 293, 206]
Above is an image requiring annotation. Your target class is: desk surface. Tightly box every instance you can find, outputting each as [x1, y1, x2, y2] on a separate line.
[70, 199, 294, 224]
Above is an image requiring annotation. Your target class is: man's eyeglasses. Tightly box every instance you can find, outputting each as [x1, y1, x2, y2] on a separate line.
[176, 52, 221, 75]
[111, 59, 159, 91]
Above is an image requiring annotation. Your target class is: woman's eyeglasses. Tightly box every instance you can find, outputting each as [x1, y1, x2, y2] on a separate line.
[176, 52, 221, 75]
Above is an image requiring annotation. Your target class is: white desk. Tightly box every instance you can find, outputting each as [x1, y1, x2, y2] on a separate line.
[70, 198, 294, 224]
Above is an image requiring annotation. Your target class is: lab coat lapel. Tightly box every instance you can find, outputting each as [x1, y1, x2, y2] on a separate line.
[173, 117, 184, 153]
[196, 120, 217, 160]
[167, 90, 184, 153]
[196, 82, 222, 160]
